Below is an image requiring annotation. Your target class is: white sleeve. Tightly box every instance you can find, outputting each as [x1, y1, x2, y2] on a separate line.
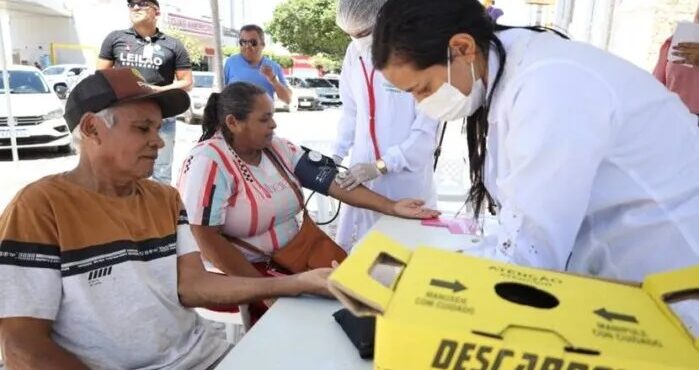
[467, 62, 618, 270]
[332, 47, 358, 159]
[381, 110, 440, 173]
[0, 194, 62, 320]
[176, 207, 200, 256]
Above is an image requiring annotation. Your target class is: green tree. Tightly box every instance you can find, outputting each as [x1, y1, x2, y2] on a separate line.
[266, 53, 294, 69]
[311, 53, 341, 73]
[267, 0, 350, 62]
[162, 26, 205, 65]
[222, 45, 240, 57]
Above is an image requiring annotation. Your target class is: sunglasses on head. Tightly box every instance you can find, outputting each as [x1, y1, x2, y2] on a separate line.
[128, 1, 155, 9]
[239, 39, 260, 47]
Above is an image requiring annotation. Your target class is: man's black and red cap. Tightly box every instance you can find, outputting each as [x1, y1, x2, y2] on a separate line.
[127, 0, 160, 8]
[63, 68, 190, 131]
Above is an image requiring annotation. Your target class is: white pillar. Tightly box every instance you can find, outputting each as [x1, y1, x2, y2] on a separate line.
[554, 0, 575, 33]
[0, 9, 12, 66]
[568, 0, 594, 43]
[210, 0, 224, 92]
[0, 8, 19, 162]
[590, 0, 617, 50]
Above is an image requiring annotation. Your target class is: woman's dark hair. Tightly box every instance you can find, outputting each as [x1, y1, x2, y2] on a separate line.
[372, 0, 567, 218]
[200, 81, 268, 143]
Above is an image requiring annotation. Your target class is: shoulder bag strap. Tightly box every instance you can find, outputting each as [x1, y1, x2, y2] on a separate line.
[263, 148, 306, 211]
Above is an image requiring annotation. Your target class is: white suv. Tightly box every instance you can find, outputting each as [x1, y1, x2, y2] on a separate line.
[0, 65, 72, 153]
[182, 71, 214, 124]
[43, 64, 88, 98]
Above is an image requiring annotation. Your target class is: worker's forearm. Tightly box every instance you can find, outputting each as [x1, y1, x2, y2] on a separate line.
[272, 80, 292, 104]
[163, 79, 193, 92]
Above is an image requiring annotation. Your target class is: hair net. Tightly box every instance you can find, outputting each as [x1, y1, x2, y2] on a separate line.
[336, 0, 388, 35]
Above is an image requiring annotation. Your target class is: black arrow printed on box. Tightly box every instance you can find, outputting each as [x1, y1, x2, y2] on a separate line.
[430, 279, 467, 293]
[594, 308, 639, 324]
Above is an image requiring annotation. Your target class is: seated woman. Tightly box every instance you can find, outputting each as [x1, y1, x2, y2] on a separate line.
[177, 81, 438, 286]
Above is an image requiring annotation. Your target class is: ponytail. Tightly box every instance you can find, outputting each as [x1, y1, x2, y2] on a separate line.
[199, 92, 221, 142]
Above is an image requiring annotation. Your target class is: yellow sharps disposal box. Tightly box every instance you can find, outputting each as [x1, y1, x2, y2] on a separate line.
[329, 232, 699, 370]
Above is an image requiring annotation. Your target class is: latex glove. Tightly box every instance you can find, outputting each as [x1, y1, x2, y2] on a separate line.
[392, 199, 442, 219]
[336, 162, 382, 191]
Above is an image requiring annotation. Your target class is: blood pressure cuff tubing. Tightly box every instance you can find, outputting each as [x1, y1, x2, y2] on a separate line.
[293, 148, 339, 196]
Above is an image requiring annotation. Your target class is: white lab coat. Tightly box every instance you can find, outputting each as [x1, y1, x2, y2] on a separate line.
[469, 29, 699, 333]
[333, 42, 439, 249]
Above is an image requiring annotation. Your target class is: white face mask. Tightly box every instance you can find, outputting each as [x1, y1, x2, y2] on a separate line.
[418, 49, 486, 122]
[352, 34, 373, 56]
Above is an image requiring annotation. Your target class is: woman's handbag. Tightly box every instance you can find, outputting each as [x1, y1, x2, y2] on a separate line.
[229, 149, 347, 274]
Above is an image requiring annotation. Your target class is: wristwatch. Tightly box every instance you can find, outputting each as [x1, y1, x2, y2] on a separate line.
[376, 159, 388, 175]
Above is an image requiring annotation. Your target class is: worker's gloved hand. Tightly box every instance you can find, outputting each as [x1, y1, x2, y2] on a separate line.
[335, 162, 382, 191]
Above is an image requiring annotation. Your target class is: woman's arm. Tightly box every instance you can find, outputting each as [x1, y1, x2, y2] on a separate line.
[327, 181, 440, 219]
[177, 253, 332, 308]
[190, 225, 264, 278]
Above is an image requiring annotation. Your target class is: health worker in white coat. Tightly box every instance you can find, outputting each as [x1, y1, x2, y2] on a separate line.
[332, 0, 439, 250]
[372, 0, 699, 334]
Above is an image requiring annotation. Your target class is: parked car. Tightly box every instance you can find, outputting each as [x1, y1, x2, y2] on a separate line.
[292, 86, 322, 111]
[42, 64, 88, 99]
[182, 71, 215, 124]
[287, 76, 341, 107]
[67, 68, 95, 93]
[0, 65, 72, 153]
[275, 83, 321, 112]
[323, 73, 340, 88]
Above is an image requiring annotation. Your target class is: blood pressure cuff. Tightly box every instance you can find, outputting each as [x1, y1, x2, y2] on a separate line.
[293, 147, 339, 195]
[333, 308, 376, 359]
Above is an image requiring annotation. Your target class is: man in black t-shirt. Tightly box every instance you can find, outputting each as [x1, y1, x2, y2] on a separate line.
[97, 0, 193, 185]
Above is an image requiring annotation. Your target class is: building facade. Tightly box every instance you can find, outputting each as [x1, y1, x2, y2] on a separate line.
[0, 0, 239, 70]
